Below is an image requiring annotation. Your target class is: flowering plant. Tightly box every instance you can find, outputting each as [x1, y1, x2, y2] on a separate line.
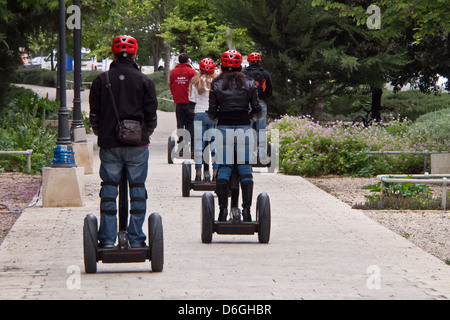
[268, 112, 449, 177]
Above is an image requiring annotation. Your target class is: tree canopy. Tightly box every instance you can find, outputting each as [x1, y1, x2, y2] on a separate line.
[1, 0, 448, 118]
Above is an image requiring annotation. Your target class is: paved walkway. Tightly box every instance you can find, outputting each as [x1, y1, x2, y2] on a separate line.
[0, 85, 449, 300]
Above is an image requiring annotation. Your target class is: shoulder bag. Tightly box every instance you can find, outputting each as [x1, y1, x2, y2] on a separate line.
[105, 71, 142, 145]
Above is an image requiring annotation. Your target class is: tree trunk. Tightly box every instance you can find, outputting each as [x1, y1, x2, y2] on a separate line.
[163, 43, 171, 86]
[153, 38, 161, 73]
[51, 51, 55, 71]
[371, 87, 383, 122]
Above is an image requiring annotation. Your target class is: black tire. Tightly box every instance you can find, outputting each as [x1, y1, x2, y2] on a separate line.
[256, 193, 271, 243]
[83, 214, 98, 274]
[168, 136, 175, 164]
[201, 192, 215, 243]
[182, 160, 191, 197]
[267, 142, 276, 173]
[148, 213, 164, 272]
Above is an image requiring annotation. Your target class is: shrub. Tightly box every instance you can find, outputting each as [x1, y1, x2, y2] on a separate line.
[323, 89, 450, 122]
[352, 178, 445, 210]
[269, 115, 372, 176]
[0, 87, 58, 173]
[11, 68, 57, 87]
[269, 113, 449, 177]
[382, 90, 450, 121]
[409, 108, 450, 148]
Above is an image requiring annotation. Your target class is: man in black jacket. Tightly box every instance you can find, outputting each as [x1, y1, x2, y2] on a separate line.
[243, 53, 272, 159]
[89, 35, 158, 248]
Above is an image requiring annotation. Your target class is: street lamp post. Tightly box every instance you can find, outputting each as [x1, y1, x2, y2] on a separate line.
[71, 0, 87, 143]
[53, 0, 75, 168]
[41, 0, 84, 208]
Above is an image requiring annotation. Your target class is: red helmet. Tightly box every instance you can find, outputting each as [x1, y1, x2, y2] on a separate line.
[112, 35, 138, 55]
[221, 50, 242, 69]
[200, 58, 215, 74]
[248, 52, 261, 63]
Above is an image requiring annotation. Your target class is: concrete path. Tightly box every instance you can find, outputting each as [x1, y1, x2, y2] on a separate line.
[1, 85, 449, 300]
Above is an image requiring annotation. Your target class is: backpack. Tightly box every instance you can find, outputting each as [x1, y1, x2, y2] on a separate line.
[245, 66, 267, 96]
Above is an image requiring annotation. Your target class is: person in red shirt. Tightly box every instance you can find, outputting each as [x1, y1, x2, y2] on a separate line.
[170, 53, 197, 156]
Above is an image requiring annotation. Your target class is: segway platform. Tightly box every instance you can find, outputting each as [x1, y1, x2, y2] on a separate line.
[182, 160, 216, 197]
[83, 171, 164, 273]
[201, 192, 271, 243]
[83, 212, 164, 274]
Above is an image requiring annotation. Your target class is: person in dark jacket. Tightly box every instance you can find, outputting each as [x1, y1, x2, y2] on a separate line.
[208, 50, 262, 222]
[243, 52, 272, 159]
[89, 35, 158, 248]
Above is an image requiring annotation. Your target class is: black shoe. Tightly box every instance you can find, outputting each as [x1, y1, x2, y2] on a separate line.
[218, 208, 228, 222]
[242, 208, 252, 222]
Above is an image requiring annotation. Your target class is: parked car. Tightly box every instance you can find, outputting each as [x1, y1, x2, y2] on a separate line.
[23, 56, 47, 69]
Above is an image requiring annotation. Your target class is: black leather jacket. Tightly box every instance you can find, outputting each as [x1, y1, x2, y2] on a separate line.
[89, 59, 158, 148]
[208, 76, 262, 126]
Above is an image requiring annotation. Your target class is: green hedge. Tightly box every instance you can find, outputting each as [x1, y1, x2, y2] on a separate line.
[324, 89, 450, 122]
[0, 87, 59, 173]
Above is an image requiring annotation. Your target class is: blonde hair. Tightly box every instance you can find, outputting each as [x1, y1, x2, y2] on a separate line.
[190, 73, 216, 96]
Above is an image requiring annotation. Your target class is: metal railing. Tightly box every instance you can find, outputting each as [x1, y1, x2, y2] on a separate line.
[0, 149, 33, 173]
[377, 174, 449, 210]
[66, 80, 92, 90]
[157, 97, 174, 102]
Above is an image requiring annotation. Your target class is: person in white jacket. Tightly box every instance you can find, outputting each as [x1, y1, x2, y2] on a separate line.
[189, 58, 218, 181]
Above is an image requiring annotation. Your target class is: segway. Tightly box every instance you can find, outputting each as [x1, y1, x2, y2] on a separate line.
[201, 173, 271, 244]
[182, 160, 217, 197]
[83, 171, 164, 273]
[167, 136, 176, 164]
[167, 135, 194, 164]
[182, 140, 216, 197]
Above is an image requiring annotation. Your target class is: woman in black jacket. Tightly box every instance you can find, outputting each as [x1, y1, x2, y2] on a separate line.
[208, 50, 262, 222]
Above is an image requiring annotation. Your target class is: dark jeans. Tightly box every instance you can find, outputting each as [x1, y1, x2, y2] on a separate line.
[176, 103, 195, 147]
[98, 147, 149, 246]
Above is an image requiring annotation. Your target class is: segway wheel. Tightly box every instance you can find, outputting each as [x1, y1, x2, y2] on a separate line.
[256, 193, 271, 243]
[201, 192, 215, 243]
[148, 213, 164, 272]
[168, 136, 176, 164]
[267, 142, 276, 173]
[182, 160, 191, 197]
[83, 214, 98, 273]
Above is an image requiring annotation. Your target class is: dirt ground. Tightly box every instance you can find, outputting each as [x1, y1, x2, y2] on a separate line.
[0, 172, 448, 263]
[0, 173, 41, 245]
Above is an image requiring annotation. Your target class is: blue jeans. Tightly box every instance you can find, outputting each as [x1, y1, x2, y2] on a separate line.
[254, 101, 267, 158]
[215, 125, 254, 183]
[215, 125, 255, 166]
[98, 147, 149, 246]
[216, 163, 253, 183]
[194, 113, 218, 170]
